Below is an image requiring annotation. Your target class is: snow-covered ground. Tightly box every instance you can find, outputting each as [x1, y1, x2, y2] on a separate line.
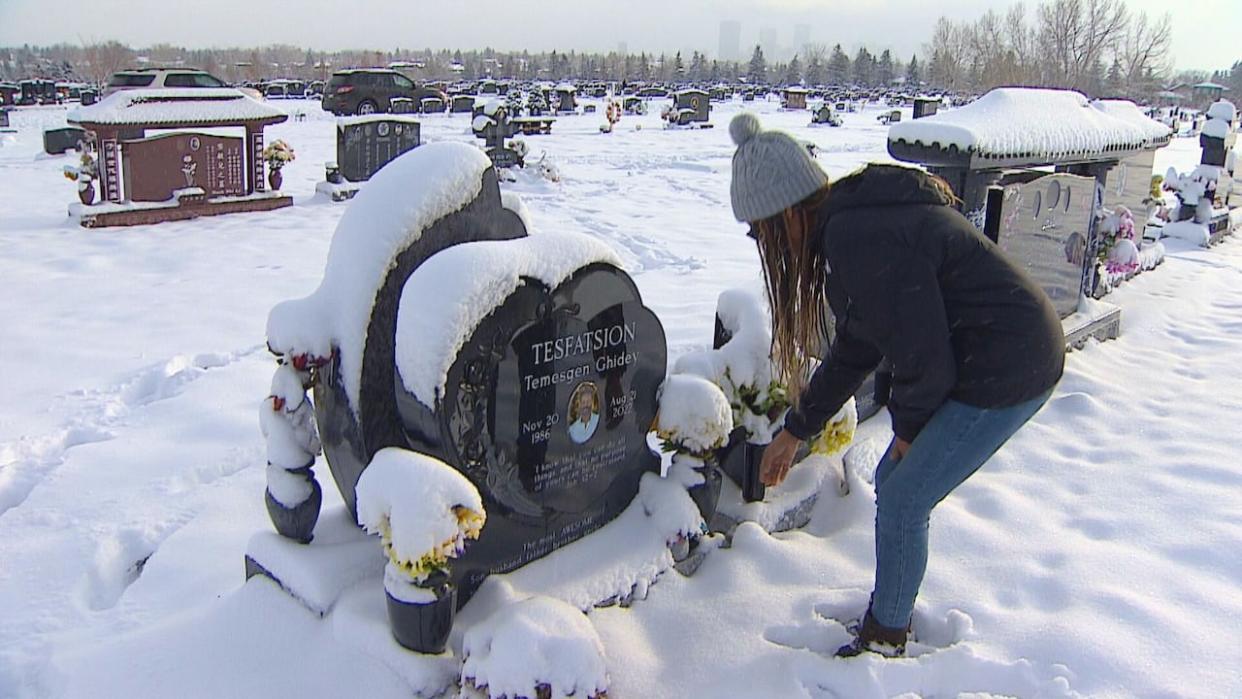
[1, 97, 1239, 698]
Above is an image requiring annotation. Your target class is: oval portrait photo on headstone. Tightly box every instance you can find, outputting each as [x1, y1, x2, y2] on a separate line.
[567, 381, 600, 444]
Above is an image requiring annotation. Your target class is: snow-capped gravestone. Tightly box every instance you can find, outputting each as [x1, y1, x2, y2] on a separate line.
[316, 115, 421, 202]
[264, 142, 667, 606]
[337, 116, 421, 183]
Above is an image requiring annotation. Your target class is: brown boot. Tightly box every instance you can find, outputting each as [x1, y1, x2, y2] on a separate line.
[835, 609, 908, 658]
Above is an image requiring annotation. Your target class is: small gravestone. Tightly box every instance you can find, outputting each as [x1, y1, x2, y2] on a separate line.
[336, 116, 421, 183]
[666, 90, 711, 127]
[421, 97, 446, 114]
[121, 132, 246, 202]
[0, 108, 9, 129]
[994, 173, 1098, 319]
[472, 103, 522, 168]
[390, 97, 415, 114]
[913, 97, 939, 119]
[811, 104, 841, 126]
[554, 85, 577, 113]
[43, 126, 88, 155]
[451, 95, 475, 114]
[80, 90, 97, 106]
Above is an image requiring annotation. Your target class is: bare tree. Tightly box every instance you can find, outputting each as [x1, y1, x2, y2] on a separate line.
[1037, 0, 1128, 91]
[80, 41, 133, 84]
[1118, 11, 1171, 98]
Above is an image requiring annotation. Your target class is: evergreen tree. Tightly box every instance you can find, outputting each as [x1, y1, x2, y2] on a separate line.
[906, 54, 921, 85]
[827, 44, 850, 85]
[1105, 58, 1123, 96]
[806, 54, 825, 86]
[877, 49, 895, 85]
[674, 51, 684, 77]
[748, 45, 767, 84]
[785, 54, 802, 85]
[852, 47, 874, 85]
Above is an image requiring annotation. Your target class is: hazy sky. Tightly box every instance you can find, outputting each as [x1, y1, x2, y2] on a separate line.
[0, 0, 1237, 72]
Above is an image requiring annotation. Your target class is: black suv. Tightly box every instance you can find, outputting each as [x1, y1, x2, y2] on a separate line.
[321, 69, 447, 115]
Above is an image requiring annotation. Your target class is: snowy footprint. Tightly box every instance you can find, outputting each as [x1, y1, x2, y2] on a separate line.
[78, 516, 191, 611]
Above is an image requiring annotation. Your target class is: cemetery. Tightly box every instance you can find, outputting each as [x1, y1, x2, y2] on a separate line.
[2, 48, 1242, 699]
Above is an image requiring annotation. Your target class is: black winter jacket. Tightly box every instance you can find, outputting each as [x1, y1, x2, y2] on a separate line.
[784, 165, 1065, 443]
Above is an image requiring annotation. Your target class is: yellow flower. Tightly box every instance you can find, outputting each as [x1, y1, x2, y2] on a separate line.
[809, 415, 855, 456]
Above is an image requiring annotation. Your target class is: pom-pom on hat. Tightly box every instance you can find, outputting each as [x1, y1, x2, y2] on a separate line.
[729, 112, 829, 223]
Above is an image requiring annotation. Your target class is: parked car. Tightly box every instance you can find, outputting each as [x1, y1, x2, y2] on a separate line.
[321, 69, 448, 115]
[101, 69, 264, 100]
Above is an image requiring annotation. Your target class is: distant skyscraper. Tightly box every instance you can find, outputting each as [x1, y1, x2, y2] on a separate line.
[759, 28, 778, 61]
[793, 24, 811, 58]
[719, 21, 741, 62]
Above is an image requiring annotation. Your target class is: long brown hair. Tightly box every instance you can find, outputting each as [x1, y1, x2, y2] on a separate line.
[752, 184, 833, 405]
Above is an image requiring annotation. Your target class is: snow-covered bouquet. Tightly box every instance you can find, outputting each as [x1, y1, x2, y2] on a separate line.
[62, 148, 98, 191]
[356, 448, 486, 587]
[655, 373, 734, 458]
[1098, 206, 1141, 276]
[261, 139, 296, 170]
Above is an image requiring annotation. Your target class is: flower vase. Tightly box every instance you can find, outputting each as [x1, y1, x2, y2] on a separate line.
[686, 456, 723, 529]
[718, 428, 766, 503]
[268, 167, 283, 191]
[385, 568, 457, 654]
[77, 180, 95, 205]
[264, 464, 321, 543]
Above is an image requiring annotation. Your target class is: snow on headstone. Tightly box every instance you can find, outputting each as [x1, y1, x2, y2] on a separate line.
[461, 596, 608, 699]
[265, 142, 493, 413]
[395, 231, 622, 408]
[888, 88, 1150, 160]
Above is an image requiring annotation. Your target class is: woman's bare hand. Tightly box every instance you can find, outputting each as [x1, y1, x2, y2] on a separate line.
[760, 430, 804, 487]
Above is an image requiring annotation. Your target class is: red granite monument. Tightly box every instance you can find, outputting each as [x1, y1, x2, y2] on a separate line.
[67, 88, 292, 227]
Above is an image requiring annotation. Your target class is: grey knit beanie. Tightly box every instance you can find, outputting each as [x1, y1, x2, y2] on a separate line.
[729, 112, 829, 223]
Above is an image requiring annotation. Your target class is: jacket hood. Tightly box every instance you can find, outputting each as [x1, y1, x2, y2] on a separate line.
[821, 164, 956, 217]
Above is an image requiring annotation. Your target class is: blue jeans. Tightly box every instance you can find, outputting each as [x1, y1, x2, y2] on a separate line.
[869, 390, 1053, 628]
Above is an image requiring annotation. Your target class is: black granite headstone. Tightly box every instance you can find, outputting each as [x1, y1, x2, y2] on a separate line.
[451, 95, 475, 114]
[0, 109, 9, 129]
[394, 263, 667, 602]
[336, 118, 421, 183]
[913, 98, 939, 119]
[390, 97, 416, 114]
[312, 163, 666, 606]
[1200, 134, 1226, 168]
[43, 126, 87, 155]
[994, 172, 1099, 319]
[673, 90, 710, 124]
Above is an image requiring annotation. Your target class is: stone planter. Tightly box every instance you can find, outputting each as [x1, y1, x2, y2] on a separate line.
[385, 569, 456, 654]
[264, 464, 321, 543]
